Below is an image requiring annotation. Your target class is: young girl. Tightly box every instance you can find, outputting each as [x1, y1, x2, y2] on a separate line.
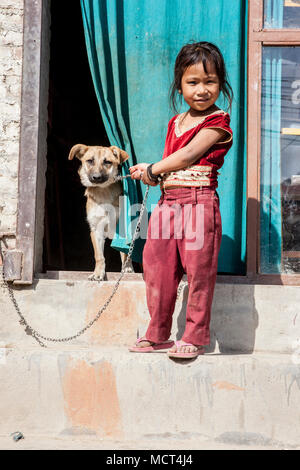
[129, 42, 233, 359]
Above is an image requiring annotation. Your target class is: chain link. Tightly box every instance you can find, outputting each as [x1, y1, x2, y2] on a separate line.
[1, 176, 188, 347]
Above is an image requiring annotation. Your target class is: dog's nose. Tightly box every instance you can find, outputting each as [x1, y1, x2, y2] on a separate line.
[91, 174, 108, 184]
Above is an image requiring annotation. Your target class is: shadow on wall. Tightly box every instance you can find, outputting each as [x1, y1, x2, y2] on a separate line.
[209, 233, 258, 354]
[175, 196, 284, 353]
[175, 273, 259, 354]
[205, 279, 259, 355]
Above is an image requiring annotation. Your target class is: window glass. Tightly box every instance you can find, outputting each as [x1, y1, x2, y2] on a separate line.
[264, 0, 300, 28]
[260, 47, 300, 273]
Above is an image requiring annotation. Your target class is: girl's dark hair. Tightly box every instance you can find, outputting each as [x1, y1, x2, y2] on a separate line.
[169, 41, 233, 113]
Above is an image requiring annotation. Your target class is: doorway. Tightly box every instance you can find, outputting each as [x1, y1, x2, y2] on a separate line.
[43, 0, 127, 274]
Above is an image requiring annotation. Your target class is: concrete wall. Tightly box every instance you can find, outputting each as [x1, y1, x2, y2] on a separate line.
[0, 0, 24, 248]
[1, 279, 300, 447]
[1, 278, 300, 355]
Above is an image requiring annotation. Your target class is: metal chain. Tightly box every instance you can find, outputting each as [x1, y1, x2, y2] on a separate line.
[176, 279, 188, 300]
[1, 176, 188, 347]
[0, 254, 47, 348]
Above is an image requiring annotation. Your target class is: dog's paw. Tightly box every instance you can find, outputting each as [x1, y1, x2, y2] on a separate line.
[122, 265, 134, 273]
[122, 258, 134, 273]
[88, 272, 106, 282]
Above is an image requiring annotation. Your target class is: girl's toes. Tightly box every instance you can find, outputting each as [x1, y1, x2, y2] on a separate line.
[139, 340, 152, 348]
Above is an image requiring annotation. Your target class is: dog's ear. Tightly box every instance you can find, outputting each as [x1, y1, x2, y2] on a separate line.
[110, 146, 129, 163]
[68, 144, 88, 161]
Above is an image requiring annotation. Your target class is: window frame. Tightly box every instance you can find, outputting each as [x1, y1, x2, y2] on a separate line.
[247, 0, 300, 285]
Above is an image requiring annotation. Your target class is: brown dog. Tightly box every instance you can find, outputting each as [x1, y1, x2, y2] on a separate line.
[68, 144, 134, 280]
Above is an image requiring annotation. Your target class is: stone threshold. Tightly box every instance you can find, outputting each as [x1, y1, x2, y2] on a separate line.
[36, 270, 254, 284]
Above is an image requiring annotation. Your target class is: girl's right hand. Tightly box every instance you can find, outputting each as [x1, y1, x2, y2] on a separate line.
[130, 163, 158, 186]
[129, 163, 149, 180]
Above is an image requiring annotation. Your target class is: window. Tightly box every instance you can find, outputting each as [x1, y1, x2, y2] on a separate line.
[260, 46, 300, 274]
[248, 0, 300, 283]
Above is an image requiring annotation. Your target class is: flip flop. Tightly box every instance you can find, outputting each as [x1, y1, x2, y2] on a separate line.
[129, 337, 174, 353]
[167, 341, 205, 359]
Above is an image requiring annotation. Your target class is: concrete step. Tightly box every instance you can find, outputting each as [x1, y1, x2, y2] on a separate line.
[0, 348, 299, 448]
[1, 277, 300, 354]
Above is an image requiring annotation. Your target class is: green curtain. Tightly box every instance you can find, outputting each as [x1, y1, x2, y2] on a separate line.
[80, 0, 247, 273]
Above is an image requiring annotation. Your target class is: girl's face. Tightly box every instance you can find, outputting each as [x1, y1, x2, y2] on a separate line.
[180, 61, 220, 113]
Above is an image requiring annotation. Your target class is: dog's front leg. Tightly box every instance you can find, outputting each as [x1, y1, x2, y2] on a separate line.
[89, 228, 106, 281]
[120, 252, 134, 273]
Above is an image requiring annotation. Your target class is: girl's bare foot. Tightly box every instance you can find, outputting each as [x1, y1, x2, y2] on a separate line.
[167, 340, 204, 358]
[131, 337, 154, 349]
[128, 337, 174, 353]
[168, 340, 199, 354]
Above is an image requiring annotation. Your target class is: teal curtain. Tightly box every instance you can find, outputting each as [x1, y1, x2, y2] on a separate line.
[264, 0, 284, 28]
[260, 48, 282, 273]
[80, 0, 247, 273]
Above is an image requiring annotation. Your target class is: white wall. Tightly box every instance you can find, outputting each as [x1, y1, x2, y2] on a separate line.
[0, 1, 24, 249]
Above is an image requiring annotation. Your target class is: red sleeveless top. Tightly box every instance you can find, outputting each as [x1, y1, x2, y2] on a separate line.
[161, 110, 233, 189]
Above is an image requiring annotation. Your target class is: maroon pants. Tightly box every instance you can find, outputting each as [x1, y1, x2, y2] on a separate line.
[142, 187, 222, 346]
